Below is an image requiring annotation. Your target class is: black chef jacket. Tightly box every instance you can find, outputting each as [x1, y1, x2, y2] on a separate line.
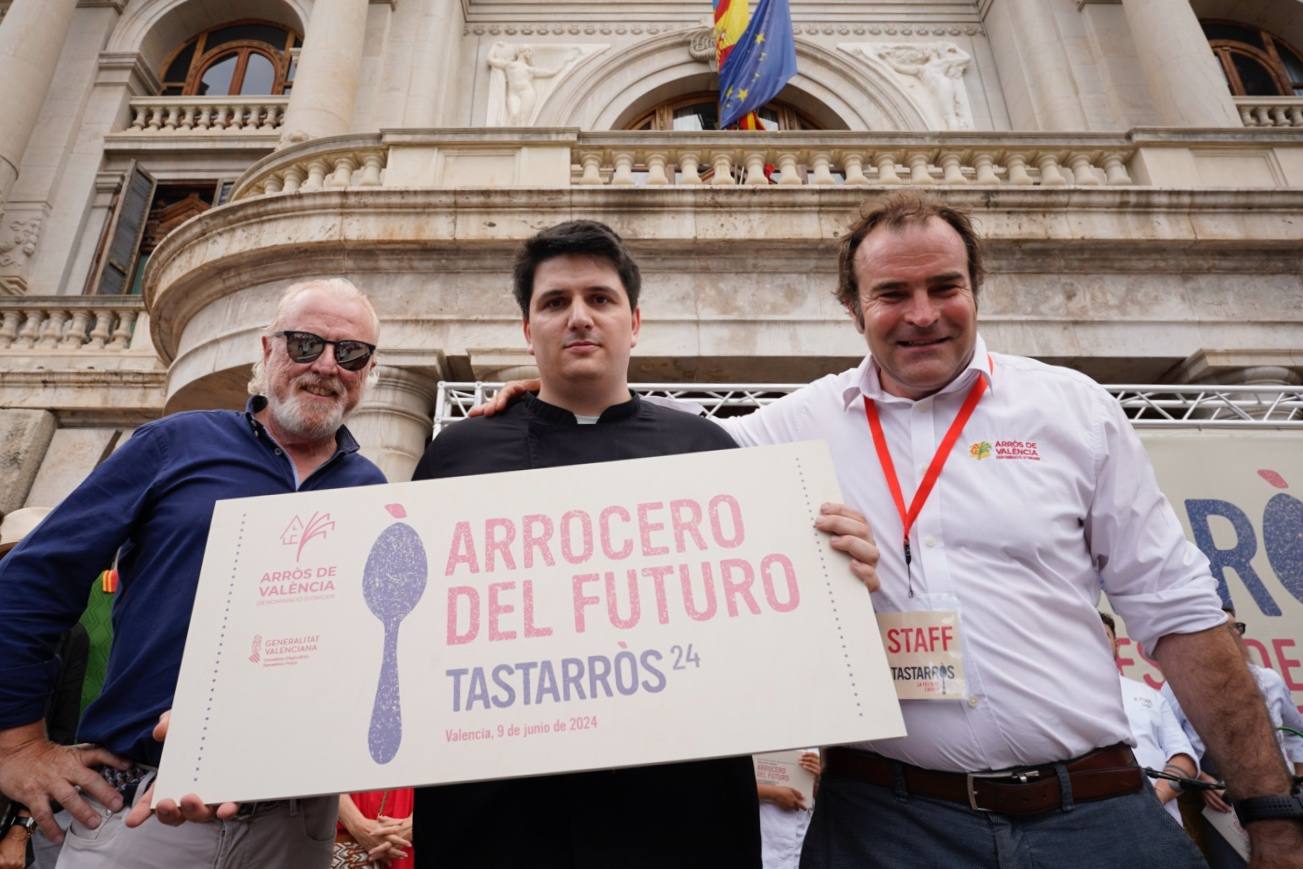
[411, 392, 761, 869]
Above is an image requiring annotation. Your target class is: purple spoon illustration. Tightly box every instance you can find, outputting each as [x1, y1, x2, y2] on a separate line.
[363, 503, 428, 764]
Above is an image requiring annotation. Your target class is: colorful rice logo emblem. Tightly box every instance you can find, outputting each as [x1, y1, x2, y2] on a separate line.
[969, 441, 993, 460]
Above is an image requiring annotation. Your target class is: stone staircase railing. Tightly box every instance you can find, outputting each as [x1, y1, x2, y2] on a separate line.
[123, 96, 289, 136]
[1235, 97, 1303, 128]
[0, 297, 144, 351]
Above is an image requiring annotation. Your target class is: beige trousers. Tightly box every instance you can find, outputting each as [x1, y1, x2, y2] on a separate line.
[54, 771, 336, 869]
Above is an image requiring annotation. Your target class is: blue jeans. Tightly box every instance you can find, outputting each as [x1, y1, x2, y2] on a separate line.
[800, 770, 1207, 869]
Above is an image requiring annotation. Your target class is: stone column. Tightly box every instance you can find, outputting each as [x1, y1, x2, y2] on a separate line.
[467, 348, 539, 383]
[1119, 0, 1240, 127]
[0, 0, 79, 205]
[347, 366, 438, 483]
[994, 0, 1088, 130]
[0, 409, 55, 514]
[279, 0, 370, 145]
[402, 0, 465, 127]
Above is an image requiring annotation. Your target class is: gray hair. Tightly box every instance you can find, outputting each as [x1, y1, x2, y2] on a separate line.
[248, 278, 381, 395]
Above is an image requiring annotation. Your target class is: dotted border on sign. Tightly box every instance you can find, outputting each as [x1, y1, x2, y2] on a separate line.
[794, 456, 863, 718]
[194, 513, 246, 782]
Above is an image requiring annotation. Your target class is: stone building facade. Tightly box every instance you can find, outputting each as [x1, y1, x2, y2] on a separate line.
[0, 0, 1300, 507]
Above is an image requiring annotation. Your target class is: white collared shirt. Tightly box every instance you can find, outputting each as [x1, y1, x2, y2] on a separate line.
[719, 335, 1226, 772]
[1162, 664, 1303, 766]
[1119, 674, 1196, 824]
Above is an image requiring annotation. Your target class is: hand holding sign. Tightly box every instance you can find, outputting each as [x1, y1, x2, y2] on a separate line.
[153, 443, 905, 806]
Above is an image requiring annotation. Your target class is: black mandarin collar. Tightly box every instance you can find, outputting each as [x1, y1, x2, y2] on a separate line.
[523, 392, 641, 425]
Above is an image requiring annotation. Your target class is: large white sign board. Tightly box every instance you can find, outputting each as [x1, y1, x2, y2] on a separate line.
[155, 442, 905, 804]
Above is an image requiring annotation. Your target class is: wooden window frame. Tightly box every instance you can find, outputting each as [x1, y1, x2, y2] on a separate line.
[158, 19, 299, 97]
[626, 92, 819, 131]
[1203, 18, 1303, 96]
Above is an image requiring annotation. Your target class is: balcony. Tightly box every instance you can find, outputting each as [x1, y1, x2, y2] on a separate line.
[224, 127, 1303, 200]
[0, 296, 165, 418]
[142, 126, 1303, 412]
[1236, 96, 1303, 129]
[107, 96, 289, 149]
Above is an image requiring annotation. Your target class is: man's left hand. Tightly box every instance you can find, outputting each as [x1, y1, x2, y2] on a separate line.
[815, 503, 879, 593]
[124, 712, 241, 828]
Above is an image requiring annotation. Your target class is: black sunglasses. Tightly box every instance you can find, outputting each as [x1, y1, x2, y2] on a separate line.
[273, 331, 376, 372]
[1232, 621, 1247, 635]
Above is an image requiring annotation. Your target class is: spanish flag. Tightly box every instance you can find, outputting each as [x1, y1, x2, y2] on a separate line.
[715, 0, 797, 130]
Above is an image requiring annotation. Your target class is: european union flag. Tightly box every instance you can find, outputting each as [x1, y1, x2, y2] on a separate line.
[718, 0, 797, 129]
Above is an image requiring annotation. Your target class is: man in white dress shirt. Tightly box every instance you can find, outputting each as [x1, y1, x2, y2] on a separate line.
[715, 192, 1301, 868]
[1100, 612, 1198, 826]
[474, 193, 1303, 866]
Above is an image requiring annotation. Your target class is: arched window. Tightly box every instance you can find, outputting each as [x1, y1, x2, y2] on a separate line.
[1202, 19, 1303, 96]
[159, 20, 301, 97]
[626, 93, 820, 131]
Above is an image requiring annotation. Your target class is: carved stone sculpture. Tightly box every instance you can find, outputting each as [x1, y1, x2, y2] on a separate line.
[688, 27, 717, 67]
[486, 42, 581, 126]
[0, 217, 40, 269]
[852, 42, 974, 130]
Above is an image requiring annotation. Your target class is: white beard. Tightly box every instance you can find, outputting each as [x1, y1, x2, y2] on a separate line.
[266, 374, 348, 442]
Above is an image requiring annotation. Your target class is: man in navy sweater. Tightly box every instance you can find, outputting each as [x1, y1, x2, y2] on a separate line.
[0, 279, 387, 868]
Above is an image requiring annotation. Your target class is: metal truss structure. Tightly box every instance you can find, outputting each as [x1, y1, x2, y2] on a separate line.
[434, 382, 1303, 433]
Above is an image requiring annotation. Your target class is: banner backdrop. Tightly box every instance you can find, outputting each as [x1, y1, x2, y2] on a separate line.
[154, 442, 905, 805]
[1114, 431, 1303, 713]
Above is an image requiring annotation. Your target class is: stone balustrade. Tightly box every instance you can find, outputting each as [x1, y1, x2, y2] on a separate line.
[572, 135, 1134, 187]
[1236, 97, 1303, 128]
[0, 297, 143, 352]
[228, 128, 1303, 199]
[123, 97, 289, 136]
[232, 135, 389, 199]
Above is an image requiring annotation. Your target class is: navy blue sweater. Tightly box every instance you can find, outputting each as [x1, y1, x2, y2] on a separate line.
[0, 400, 385, 764]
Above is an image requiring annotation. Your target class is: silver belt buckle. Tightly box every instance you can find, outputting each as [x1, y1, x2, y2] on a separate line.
[966, 768, 1040, 812]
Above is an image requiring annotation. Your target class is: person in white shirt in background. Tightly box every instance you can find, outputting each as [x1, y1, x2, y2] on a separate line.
[757, 750, 820, 869]
[1100, 611, 1198, 826]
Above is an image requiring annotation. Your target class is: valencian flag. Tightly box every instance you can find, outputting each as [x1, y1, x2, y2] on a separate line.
[714, 0, 797, 129]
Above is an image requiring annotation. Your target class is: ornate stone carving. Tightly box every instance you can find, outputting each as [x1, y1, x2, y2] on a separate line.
[845, 42, 974, 130]
[485, 43, 603, 126]
[688, 27, 716, 65]
[0, 217, 41, 270]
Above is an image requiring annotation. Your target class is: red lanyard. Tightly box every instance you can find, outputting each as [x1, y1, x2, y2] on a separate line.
[863, 361, 990, 592]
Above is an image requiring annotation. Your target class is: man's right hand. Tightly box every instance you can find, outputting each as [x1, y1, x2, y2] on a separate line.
[124, 711, 241, 828]
[0, 720, 130, 842]
[467, 379, 540, 417]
